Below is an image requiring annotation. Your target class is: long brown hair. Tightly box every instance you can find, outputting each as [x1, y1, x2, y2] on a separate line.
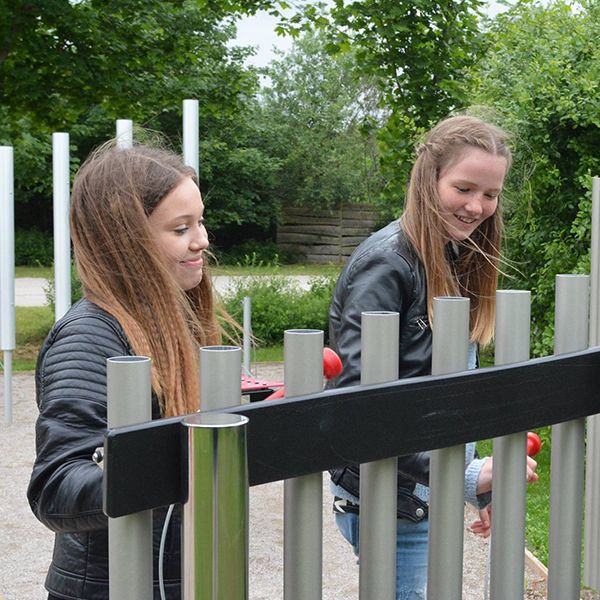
[70, 142, 221, 416]
[401, 115, 512, 346]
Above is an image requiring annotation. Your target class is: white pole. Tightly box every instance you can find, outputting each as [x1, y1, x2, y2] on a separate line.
[182, 99, 199, 176]
[0, 146, 15, 426]
[243, 296, 252, 375]
[584, 176, 600, 590]
[53, 133, 71, 321]
[116, 119, 133, 149]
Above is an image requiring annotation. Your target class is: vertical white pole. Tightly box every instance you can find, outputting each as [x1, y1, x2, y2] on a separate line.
[53, 133, 71, 321]
[116, 120, 133, 149]
[0, 146, 15, 426]
[243, 297, 252, 375]
[183, 99, 199, 176]
[548, 275, 589, 600]
[585, 175, 600, 590]
[427, 297, 470, 600]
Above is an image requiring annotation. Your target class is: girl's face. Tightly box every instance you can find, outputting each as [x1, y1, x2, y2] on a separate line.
[148, 176, 208, 291]
[437, 148, 507, 242]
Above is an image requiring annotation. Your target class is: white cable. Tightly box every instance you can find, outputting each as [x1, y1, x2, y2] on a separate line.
[159, 503, 175, 600]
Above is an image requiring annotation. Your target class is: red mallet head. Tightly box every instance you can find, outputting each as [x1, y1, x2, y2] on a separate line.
[527, 432, 542, 457]
[323, 347, 343, 380]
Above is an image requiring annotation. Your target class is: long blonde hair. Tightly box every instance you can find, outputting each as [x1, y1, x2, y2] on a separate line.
[70, 142, 221, 416]
[402, 115, 512, 346]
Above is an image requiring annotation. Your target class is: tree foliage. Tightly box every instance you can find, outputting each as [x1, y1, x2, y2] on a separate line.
[278, 0, 486, 208]
[257, 31, 383, 210]
[469, 0, 600, 355]
[0, 0, 278, 240]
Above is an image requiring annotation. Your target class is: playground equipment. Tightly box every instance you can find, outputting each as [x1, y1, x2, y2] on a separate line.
[102, 281, 600, 599]
[1, 103, 600, 594]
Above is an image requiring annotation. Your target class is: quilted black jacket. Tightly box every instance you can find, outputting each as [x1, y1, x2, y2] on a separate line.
[328, 220, 434, 521]
[27, 299, 182, 600]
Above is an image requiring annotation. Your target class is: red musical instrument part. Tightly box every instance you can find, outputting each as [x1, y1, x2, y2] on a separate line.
[264, 347, 343, 400]
[527, 431, 542, 457]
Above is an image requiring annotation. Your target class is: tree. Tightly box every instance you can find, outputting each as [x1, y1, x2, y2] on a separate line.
[0, 0, 279, 241]
[257, 31, 383, 211]
[468, 0, 600, 355]
[278, 0, 486, 207]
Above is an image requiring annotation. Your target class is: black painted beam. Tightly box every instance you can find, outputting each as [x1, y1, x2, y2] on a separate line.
[104, 347, 600, 517]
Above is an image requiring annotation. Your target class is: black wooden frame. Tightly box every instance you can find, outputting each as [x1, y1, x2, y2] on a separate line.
[104, 347, 600, 518]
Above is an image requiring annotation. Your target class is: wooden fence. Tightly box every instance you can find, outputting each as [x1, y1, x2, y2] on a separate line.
[276, 203, 379, 264]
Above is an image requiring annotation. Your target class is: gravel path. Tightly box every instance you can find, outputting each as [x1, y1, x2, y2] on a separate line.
[1, 366, 548, 600]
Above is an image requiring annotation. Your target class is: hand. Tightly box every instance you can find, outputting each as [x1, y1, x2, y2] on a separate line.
[469, 504, 492, 538]
[526, 456, 539, 484]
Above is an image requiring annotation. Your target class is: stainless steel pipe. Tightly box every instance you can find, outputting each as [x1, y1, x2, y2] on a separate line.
[359, 311, 399, 600]
[182, 412, 249, 600]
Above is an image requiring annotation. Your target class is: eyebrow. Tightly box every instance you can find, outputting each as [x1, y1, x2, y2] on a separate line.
[452, 179, 502, 194]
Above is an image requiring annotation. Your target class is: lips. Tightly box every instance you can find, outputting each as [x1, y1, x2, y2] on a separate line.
[180, 256, 203, 267]
[455, 215, 477, 224]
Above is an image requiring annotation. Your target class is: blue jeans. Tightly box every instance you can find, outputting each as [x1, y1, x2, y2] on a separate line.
[335, 511, 428, 600]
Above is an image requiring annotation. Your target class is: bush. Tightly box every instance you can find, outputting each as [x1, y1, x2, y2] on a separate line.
[45, 262, 83, 310]
[218, 239, 301, 267]
[15, 228, 53, 266]
[221, 275, 337, 346]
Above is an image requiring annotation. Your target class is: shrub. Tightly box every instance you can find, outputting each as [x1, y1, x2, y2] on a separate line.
[221, 275, 337, 346]
[15, 228, 53, 266]
[44, 262, 83, 310]
[219, 239, 301, 266]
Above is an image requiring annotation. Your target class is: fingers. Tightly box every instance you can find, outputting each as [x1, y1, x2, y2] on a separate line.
[469, 506, 492, 539]
[526, 456, 539, 484]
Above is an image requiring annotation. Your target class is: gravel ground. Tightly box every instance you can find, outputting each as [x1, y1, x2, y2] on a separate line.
[1, 366, 551, 600]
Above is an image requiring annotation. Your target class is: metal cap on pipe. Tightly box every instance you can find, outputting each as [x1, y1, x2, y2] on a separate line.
[107, 356, 152, 428]
[200, 345, 242, 410]
[283, 329, 323, 397]
[555, 274, 589, 355]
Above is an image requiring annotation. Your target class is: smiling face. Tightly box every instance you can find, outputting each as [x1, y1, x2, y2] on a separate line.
[437, 147, 507, 242]
[148, 176, 208, 291]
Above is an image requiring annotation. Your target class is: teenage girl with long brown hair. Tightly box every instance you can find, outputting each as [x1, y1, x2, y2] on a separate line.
[28, 142, 220, 599]
[328, 115, 538, 599]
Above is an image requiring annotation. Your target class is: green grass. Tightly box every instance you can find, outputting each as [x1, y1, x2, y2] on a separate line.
[15, 265, 52, 278]
[212, 264, 341, 277]
[253, 345, 284, 363]
[477, 427, 551, 567]
[11, 306, 54, 372]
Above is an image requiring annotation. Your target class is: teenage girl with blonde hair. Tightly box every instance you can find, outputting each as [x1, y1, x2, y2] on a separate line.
[328, 115, 538, 599]
[28, 142, 220, 599]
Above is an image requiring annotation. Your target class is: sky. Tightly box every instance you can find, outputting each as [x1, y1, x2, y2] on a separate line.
[234, 1, 515, 69]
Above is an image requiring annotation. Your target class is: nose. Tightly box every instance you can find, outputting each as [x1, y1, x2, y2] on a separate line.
[190, 223, 209, 251]
[465, 195, 484, 217]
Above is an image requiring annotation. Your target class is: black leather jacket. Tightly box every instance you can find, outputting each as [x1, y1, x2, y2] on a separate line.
[328, 220, 434, 521]
[27, 299, 181, 600]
